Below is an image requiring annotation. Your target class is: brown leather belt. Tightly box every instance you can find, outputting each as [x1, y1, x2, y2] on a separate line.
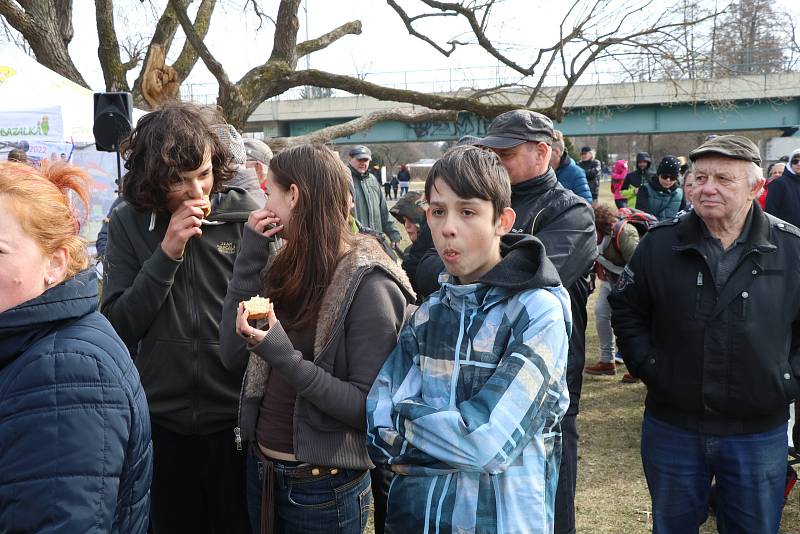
[257, 448, 341, 534]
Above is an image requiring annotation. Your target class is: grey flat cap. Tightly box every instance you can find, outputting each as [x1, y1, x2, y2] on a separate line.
[349, 145, 372, 158]
[689, 135, 762, 166]
[476, 110, 555, 149]
[243, 138, 273, 165]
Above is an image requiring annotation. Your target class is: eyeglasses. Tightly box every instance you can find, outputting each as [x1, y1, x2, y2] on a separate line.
[791, 158, 800, 165]
[660, 176, 678, 181]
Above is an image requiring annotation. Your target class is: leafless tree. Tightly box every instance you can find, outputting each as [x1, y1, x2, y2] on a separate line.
[0, 0, 216, 108]
[387, 0, 721, 117]
[0, 0, 726, 146]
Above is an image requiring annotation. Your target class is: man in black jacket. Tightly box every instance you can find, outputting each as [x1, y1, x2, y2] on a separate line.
[577, 146, 601, 203]
[610, 135, 800, 533]
[415, 110, 596, 534]
[622, 151, 654, 192]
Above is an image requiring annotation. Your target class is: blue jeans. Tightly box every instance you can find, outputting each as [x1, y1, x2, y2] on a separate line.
[247, 450, 372, 533]
[641, 410, 788, 534]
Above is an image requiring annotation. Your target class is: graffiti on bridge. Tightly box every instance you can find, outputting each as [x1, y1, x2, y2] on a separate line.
[409, 114, 491, 141]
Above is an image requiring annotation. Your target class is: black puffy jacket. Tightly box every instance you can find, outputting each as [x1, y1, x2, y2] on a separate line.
[609, 204, 800, 435]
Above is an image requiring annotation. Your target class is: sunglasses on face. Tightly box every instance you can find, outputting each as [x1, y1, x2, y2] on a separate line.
[661, 176, 678, 181]
[792, 158, 800, 165]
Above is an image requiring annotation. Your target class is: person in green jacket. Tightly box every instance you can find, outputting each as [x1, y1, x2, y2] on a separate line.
[348, 146, 402, 245]
[101, 102, 259, 534]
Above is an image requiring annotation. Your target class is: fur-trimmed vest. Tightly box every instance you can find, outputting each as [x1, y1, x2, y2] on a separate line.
[238, 234, 415, 469]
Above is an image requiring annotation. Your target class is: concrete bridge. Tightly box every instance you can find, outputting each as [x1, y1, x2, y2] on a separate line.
[246, 72, 800, 143]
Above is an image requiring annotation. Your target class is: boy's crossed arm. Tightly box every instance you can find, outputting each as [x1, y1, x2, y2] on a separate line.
[367, 292, 569, 475]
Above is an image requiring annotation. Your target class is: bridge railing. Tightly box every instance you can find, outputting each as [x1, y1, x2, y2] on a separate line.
[181, 46, 800, 105]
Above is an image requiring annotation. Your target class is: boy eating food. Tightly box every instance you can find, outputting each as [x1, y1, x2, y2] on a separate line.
[367, 145, 572, 533]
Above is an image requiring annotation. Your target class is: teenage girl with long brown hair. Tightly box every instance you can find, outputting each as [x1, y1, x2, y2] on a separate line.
[219, 143, 414, 534]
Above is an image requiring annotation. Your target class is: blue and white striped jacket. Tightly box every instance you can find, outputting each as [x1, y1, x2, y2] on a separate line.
[367, 235, 572, 534]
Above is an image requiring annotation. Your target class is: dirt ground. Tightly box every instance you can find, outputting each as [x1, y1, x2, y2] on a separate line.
[580, 289, 800, 534]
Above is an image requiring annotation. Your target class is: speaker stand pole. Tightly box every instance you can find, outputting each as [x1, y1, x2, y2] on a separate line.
[115, 147, 122, 191]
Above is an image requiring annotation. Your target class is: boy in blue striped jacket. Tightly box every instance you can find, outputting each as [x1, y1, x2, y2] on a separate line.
[367, 145, 572, 534]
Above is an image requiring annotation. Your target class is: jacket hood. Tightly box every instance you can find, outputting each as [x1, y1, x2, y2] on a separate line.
[0, 269, 98, 371]
[479, 234, 561, 290]
[209, 185, 262, 222]
[557, 150, 572, 170]
[612, 159, 628, 178]
[785, 149, 800, 176]
[227, 167, 264, 196]
[635, 152, 652, 171]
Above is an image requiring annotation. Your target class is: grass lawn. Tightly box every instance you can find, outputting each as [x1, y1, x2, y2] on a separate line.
[378, 182, 799, 533]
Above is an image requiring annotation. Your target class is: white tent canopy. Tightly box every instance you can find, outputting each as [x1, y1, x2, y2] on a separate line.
[0, 44, 151, 242]
[0, 42, 101, 143]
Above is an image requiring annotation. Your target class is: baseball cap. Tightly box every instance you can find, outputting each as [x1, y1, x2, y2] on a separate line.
[580, 146, 592, 153]
[457, 135, 481, 146]
[243, 138, 273, 165]
[349, 146, 372, 159]
[689, 135, 762, 166]
[475, 110, 555, 149]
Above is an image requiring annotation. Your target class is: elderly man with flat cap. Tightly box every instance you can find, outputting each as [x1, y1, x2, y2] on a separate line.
[347, 145, 401, 245]
[416, 110, 596, 534]
[610, 135, 800, 533]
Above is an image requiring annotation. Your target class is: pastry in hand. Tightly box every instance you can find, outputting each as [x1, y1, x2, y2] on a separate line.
[242, 296, 272, 320]
[201, 194, 211, 218]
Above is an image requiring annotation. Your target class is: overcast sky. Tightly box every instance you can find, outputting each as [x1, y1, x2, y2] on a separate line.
[67, 0, 800, 94]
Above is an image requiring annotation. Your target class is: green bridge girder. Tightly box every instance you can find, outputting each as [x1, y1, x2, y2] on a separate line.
[286, 98, 800, 144]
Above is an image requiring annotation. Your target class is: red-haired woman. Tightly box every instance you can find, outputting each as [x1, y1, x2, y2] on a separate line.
[219, 143, 415, 534]
[0, 162, 152, 532]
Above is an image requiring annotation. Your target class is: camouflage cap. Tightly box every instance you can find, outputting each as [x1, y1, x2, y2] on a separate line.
[211, 123, 246, 165]
[390, 190, 426, 226]
[689, 135, 762, 166]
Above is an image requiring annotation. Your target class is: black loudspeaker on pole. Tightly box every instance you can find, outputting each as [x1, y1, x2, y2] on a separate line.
[93, 92, 133, 186]
[93, 92, 133, 152]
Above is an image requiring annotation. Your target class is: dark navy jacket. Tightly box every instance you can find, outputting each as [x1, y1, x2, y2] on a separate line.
[0, 270, 152, 533]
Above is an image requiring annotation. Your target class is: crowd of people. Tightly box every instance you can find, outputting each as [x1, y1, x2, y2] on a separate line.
[0, 100, 797, 534]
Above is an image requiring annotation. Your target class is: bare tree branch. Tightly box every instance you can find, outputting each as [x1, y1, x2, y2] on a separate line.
[296, 20, 362, 59]
[386, 0, 458, 56]
[0, 0, 88, 87]
[0, 0, 33, 34]
[246, 0, 276, 30]
[268, 0, 301, 68]
[281, 70, 521, 117]
[169, 0, 231, 87]
[172, 0, 216, 80]
[267, 108, 458, 151]
[95, 0, 130, 91]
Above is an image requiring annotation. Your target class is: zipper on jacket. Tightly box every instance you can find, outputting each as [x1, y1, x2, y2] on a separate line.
[449, 305, 467, 407]
[186, 240, 201, 431]
[694, 271, 704, 319]
[234, 426, 242, 451]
